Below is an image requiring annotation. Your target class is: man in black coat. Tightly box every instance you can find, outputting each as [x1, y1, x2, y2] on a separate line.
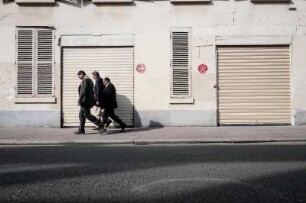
[75, 70, 102, 134]
[92, 71, 112, 130]
[101, 77, 127, 133]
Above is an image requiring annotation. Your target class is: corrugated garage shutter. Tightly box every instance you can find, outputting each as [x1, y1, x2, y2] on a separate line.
[63, 47, 134, 127]
[218, 46, 291, 125]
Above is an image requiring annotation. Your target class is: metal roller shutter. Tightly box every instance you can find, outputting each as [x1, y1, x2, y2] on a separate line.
[62, 47, 134, 127]
[218, 46, 291, 125]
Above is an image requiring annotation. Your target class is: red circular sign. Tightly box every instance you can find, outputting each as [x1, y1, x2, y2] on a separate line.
[198, 64, 208, 74]
[136, 63, 146, 73]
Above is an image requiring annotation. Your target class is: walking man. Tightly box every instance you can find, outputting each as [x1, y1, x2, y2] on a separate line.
[75, 70, 102, 134]
[101, 77, 127, 133]
[92, 71, 112, 130]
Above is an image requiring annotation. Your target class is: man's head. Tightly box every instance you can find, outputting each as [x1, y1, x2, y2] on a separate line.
[77, 70, 86, 80]
[92, 71, 100, 80]
[103, 77, 110, 86]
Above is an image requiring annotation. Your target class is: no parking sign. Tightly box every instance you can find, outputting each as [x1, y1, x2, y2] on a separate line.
[136, 64, 146, 73]
[198, 64, 208, 74]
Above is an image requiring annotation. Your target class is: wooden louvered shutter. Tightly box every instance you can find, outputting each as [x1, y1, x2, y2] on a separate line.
[171, 29, 191, 97]
[16, 28, 35, 95]
[36, 29, 54, 95]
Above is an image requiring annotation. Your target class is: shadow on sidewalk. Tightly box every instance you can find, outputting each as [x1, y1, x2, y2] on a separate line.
[82, 119, 164, 135]
[100, 127, 163, 135]
[88, 125, 163, 136]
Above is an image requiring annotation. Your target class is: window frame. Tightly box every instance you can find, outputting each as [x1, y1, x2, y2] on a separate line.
[170, 27, 193, 101]
[15, 27, 55, 100]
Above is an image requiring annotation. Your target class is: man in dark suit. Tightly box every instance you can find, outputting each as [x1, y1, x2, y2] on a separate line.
[75, 70, 102, 134]
[101, 77, 127, 133]
[92, 71, 112, 130]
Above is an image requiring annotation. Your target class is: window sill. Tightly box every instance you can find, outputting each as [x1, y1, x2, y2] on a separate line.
[92, 0, 133, 3]
[170, 98, 194, 104]
[251, 0, 290, 2]
[14, 97, 56, 104]
[15, 0, 55, 3]
[170, 0, 211, 3]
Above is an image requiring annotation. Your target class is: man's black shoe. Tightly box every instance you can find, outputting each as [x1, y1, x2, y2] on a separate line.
[74, 131, 85, 134]
[92, 125, 102, 131]
[100, 128, 107, 134]
[120, 124, 126, 133]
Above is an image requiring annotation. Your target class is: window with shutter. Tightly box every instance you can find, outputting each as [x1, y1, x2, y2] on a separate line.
[171, 29, 191, 98]
[16, 27, 54, 98]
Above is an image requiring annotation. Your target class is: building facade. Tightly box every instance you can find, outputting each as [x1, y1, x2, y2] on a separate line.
[0, 0, 306, 127]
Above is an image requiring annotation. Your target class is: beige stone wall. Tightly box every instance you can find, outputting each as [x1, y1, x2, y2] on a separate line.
[291, 35, 306, 125]
[0, 0, 306, 126]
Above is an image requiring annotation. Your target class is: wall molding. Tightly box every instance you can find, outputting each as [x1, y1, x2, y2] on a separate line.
[216, 35, 292, 45]
[60, 34, 135, 47]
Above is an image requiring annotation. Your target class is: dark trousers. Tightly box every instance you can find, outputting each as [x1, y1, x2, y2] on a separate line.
[98, 108, 111, 124]
[102, 108, 126, 128]
[79, 106, 101, 132]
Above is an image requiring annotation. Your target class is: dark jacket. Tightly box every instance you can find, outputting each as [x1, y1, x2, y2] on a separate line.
[101, 82, 118, 109]
[78, 77, 95, 108]
[94, 77, 105, 105]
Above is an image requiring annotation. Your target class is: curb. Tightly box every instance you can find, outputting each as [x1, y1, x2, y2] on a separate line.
[0, 139, 306, 145]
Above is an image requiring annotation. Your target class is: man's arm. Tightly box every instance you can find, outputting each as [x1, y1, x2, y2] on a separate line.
[94, 82, 99, 102]
[109, 83, 116, 96]
[78, 79, 87, 105]
[95, 79, 102, 105]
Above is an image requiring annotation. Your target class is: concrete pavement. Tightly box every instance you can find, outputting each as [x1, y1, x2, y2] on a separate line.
[0, 126, 306, 145]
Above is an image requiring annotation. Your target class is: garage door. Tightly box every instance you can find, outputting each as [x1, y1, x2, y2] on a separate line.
[218, 46, 291, 125]
[62, 47, 134, 127]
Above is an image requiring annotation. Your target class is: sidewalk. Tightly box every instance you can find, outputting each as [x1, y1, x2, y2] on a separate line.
[0, 126, 306, 145]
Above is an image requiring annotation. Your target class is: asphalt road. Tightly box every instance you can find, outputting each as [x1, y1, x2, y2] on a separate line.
[0, 143, 306, 203]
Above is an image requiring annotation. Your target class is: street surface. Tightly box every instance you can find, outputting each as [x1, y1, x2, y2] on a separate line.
[0, 143, 306, 203]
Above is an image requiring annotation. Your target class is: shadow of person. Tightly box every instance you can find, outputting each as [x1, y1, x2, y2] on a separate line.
[100, 93, 163, 134]
[149, 120, 163, 127]
[114, 93, 134, 128]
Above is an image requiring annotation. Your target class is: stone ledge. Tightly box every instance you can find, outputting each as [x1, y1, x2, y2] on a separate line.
[170, 98, 194, 104]
[251, 0, 290, 3]
[170, 0, 211, 3]
[92, 0, 133, 3]
[14, 97, 56, 104]
[60, 34, 135, 47]
[15, 0, 55, 4]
